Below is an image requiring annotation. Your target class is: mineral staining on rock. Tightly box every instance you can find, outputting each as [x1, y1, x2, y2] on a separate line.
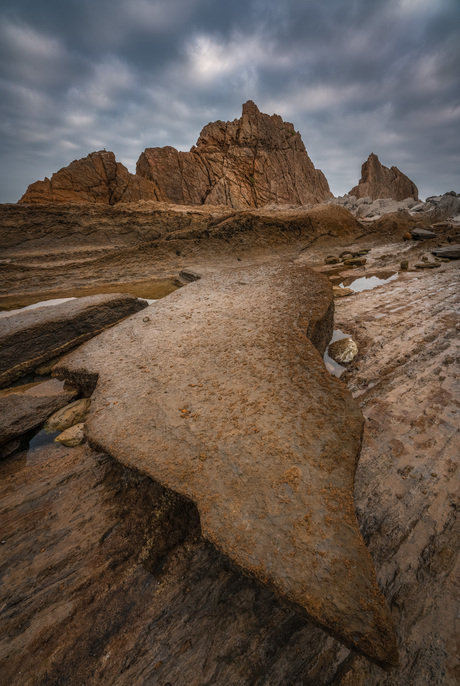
[349, 153, 418, 201]
[327, 337, 358, 365]
[56, 261, 398, 666]
[19, 102, 332, 210]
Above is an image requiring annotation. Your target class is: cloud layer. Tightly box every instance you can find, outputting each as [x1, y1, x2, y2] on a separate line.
[1, 0, 459, 202]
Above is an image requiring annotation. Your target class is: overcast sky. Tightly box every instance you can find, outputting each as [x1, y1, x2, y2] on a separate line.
[1, 0, 459, 203]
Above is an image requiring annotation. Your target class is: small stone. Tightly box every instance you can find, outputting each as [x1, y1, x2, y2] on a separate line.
[333, 287, 354, 298]
[339, 252, 353, 260]
[414, 263, 441, 269]
[421, 256, 429, 262]
[344, 257, 367, 267]
[55, 422, 85, 447]
[327, 337, 358, 365]
[143, 316, 150, 322]
[45, 398, 91, 432]
[325, 255, 340, 265]
[400, 260, 409, 270]
[403, 232, 412, 241]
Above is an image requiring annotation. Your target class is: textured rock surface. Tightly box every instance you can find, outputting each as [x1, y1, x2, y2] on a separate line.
[45, 398, 91, 431]
[19, 151, 161, 205]
[432, 244, 460, 258]
[55, 262, 397, 665]
[0, 379, 77, 446]
[137, 101, 332, 208]
[349, 153, 418, 201]
[0, 294, 147, 387]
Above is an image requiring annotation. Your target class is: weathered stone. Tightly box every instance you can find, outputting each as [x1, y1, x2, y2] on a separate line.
[19, 103, 332, 210]
[414, 263, 441, 269]
[344, 257, 367, 267]
[327, 337, 358, 364]
[0, 294, 147, 387]
[178, 267, 202, 283]
[0, 379, 77, 446]
[19, 151, 161, 205]
[56, 261, 397, 666]
[55, 422, 85, 447]
[45, 398, 91, 432]
[324, 255, 340, 264]
[333, 287, 354, 298]
[432, 244, 460, 259]
[400, 260, 409, 270]
[411, 228, 437, 240]
[349, 153, 418, 201]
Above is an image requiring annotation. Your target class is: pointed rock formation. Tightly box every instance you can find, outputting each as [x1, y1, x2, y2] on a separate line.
[18, 103, 332, 209]
[349, 153, 418, 201]
[55, 261, 398, 667]
[137, 101, 332, 208]
[19, 151, 162, 205]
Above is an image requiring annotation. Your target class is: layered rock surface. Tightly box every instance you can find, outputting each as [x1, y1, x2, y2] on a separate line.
[0, 294, 147, 387]
[55, 261, 397, 665]
[349, 153, 418, 201]
[137, 100, 332, 208]
[18, 102, 332, 209]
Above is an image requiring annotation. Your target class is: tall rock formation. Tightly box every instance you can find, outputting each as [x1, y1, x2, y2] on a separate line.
[19, 151, 161, 205]
[349, 153, 418, 201]
[137, 101, 332, 208]
[19, 102, 331, 209]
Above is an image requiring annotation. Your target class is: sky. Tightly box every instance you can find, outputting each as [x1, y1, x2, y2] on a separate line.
[1, 0, 459, 204]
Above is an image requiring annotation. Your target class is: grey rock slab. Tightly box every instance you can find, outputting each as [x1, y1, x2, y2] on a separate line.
[410, 228, 437, 240]
[0, 294, 148, 388]
[0, 379, 77, 446]
[56, 260, 398, 667]
[431, 244, 460, 259]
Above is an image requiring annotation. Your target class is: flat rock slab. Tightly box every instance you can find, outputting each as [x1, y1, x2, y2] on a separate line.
[0, 294, 147, 387]
[0, 378, 77, 446]
[431, 244, 460, 259]
[56, 261, 397, 666]
[410, 228, 436, 240]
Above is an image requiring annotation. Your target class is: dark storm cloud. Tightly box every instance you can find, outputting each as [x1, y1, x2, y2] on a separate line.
[1, 0, 459, 202]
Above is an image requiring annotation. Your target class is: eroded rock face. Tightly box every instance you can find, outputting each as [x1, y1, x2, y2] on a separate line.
[19, 151, 161, 205]
[56, 261, 397, 666]
[137, 101, 332, 208]
[0, 294, 147, 387]
[349, 153, 418, 201]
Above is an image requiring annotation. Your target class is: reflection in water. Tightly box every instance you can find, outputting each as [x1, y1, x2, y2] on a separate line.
[340, 273, 398, 292]
[0, 298, 77, 319]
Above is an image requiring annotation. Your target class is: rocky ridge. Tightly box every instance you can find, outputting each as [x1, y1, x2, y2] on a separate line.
[19, 102, 332, 209]
[349, 153, 418, 201]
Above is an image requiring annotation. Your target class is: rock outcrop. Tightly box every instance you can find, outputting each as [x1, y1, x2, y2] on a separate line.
[0, 294, 147, 387]
[55, 261, 398, 666]
[137, 101, 332, 208]
[19, 151, 161, 205]
[349, 153, 418, 201]
[18, 102, 332, 209]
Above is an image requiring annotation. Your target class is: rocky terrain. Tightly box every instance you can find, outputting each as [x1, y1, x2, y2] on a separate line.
[1, 100, 459, 684]
[19, 102, 331, 209]
[348, 153, 418, 201]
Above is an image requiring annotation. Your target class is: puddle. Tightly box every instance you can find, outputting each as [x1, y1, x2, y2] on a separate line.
[28, 428, 60, 453]
[339, 272, 398, 292]
[323, 329, 351, 377]
[0, 278, 179, 313]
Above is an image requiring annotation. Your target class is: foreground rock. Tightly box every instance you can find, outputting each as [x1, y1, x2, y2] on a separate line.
[0, 379, 77, 446]
[0, 294, 147, 387]
[349, 153, 418, 201]
[432, 244, 460, 259]
[56, 261, 397, 665]
[19, 102, 332, 209]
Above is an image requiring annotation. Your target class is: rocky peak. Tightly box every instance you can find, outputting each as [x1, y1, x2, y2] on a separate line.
[349, 153, 418, 201]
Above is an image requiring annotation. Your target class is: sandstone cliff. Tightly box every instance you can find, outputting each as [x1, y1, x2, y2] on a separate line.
[137, 100, 332, 208]
[18, 151, 161, 205]
[19, 102, 332, 209]
[349, 153, 418, 201]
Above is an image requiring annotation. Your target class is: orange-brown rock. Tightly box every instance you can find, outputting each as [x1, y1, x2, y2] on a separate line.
[349, 153, 418, 201]
[19, 151, 161, 205]
[137, 101, 332, 208]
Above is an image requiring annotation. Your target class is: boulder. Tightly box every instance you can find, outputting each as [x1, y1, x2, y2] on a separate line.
[0, 294, 147, 388]
[55, 422, 86, 447]
[45, 398, 91, 432]
[327, 337, 358, 365]
[55, 261, 397, 666]
[349, 153, 418, 201]
[410, 228, 437, 240]
[137, 101, 332, 209]
[432, 244, 460, 259]
[0, 379, 77, 446]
